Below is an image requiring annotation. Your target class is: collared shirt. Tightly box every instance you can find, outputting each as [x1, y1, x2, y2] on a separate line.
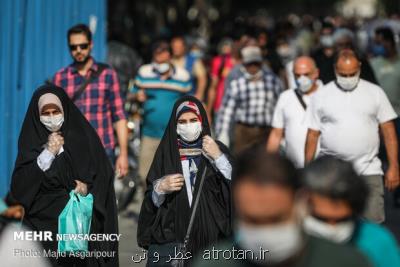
[215, 68, 283, 138]
[53, 59, 126, 151]
[131, 64, 191, 139]
[306, 79, 397, 175]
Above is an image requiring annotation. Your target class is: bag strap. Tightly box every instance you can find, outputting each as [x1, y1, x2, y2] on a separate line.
[183, 165, 208, 247]
[294, 89, 307, 110]
[72, 63, 107, 102]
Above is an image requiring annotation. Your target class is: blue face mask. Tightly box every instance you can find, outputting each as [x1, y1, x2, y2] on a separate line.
[372, 44, 387, 57]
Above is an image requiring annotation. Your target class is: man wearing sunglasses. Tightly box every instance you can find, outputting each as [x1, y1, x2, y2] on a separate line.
[53, 24, 128, 178]
[303, 156, 400, 267]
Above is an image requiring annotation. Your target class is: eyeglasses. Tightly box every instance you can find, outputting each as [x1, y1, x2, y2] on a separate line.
[69, 43, 89, 51]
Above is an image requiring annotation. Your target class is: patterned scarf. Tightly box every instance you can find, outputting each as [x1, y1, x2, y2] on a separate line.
[178, 138, 202, 192]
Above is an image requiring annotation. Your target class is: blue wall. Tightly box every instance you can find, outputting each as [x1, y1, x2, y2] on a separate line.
[0, 0, 107, 198]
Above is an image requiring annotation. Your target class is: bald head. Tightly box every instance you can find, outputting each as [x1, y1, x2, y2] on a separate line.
[293, 56, 319, 86]
[335, 49, 360, 77]
[293, 56, 317, 74]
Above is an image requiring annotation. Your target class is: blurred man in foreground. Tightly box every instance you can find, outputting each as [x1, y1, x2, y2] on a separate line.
[303, 156, 400, 267]
[194, 147, 371, 267]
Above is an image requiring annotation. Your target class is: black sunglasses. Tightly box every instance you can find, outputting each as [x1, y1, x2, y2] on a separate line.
[69, 43, 89, 51]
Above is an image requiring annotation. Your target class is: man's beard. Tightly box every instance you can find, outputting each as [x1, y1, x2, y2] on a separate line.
[73, 53, 91, 65]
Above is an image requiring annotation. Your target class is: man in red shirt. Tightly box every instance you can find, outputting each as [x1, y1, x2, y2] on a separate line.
[53, 24, 128, 177]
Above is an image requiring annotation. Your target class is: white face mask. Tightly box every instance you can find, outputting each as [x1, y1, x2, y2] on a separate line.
[336, 72, 360, 91]
[296, 75, 314, 93]
[236, 221, 303, 264]
[153, 62, 170, 74]
[40, 114, 64, 132]
[242, 68, 263, 81]
[177, 121, 202, 142]
[303, 215, 355, 243]
[320, 35, 334, 48]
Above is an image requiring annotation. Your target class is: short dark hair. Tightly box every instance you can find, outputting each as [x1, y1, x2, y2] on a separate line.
[234, 144, 300, 190]
[152, 40, 171, 55]
[67, 24, 92, 43]
[302, 156, 368, 216]
[375, 26, 396, 47]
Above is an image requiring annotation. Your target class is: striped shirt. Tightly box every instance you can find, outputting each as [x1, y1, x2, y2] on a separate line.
[215, 68, 283, 137]
[53, 60, 126, 151]
[131, 64, 191, 138]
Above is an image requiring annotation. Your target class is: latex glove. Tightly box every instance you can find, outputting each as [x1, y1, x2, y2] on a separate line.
[202, 135, 222, 160]
[74, 180, 88, 196]
[47, 132, 64, 155]
[156, 174, 185, 194]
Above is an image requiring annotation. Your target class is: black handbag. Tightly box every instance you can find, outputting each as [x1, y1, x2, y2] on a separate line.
[147, 166, 208, 267]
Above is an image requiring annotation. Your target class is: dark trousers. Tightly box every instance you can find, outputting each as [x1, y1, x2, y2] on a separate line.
[233, 123, 271, 155]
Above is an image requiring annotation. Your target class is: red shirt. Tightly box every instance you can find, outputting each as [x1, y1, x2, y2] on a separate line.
[210, 54, 233, 111]
[53, 60, 126, 151]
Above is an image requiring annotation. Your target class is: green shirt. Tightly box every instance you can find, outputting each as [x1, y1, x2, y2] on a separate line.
[370, 56, 400, 115]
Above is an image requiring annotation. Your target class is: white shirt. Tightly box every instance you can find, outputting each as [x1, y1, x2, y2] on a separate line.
[306, 79, 397, 175]
[37, 146, 64, 171]
[272, 85, 320, 168]
[152, 154, 232, 207]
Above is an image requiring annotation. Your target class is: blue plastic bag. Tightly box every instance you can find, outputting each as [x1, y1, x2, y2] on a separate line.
[58, 190, 93, 252]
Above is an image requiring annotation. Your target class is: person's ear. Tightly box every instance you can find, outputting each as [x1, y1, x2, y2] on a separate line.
[313, 69, 319, 80]
[90, 41, 94, 50]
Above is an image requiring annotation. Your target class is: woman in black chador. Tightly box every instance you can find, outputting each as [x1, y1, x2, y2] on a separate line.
[137, 95, 233, 263]
[9, 84, 118, 266]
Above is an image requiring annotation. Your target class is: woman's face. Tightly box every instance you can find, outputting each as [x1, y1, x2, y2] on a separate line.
[40, 103, 64, 132]
[41, 104, 62, 116]
[176, 111, 202, 142]
[177, 112, 199, 125]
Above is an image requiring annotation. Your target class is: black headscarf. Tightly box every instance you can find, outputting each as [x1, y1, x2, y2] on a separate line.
[137, 95, 233, 256]
[10, 84, 118, 266]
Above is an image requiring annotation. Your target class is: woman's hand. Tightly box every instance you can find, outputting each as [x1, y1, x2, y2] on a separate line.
[202, 135, 222, 160]
[74, 180, 88, 196]
[156, 174, 185, 194]
[47, 132, 64, 155]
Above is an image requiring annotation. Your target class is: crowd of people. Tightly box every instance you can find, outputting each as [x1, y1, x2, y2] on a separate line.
[1, 13, 400, 266]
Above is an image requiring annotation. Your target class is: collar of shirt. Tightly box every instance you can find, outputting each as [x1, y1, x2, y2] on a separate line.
[151, 64, 177, 80]
[69, 57, 98, 75]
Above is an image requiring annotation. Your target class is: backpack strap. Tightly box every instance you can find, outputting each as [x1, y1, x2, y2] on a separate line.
[72, 63, 108, 102]
[294, 89, 307, 110]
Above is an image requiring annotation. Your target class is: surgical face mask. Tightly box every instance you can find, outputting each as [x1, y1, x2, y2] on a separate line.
[242, 66, 263, 81]
[190, 50, 204, 59]
[296, 75, 314, 93]
[320, 35, 334, 48]
[303, 215, 355, 243]
[336, 72, 360, 91]
[40, 114, 64, 132]
[372, 44, 387, 57]
[236, 221, 303, 264]
[277, 45, 294, 58]
[153, 62, 170, 74]
[177, 121, 202, 142]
